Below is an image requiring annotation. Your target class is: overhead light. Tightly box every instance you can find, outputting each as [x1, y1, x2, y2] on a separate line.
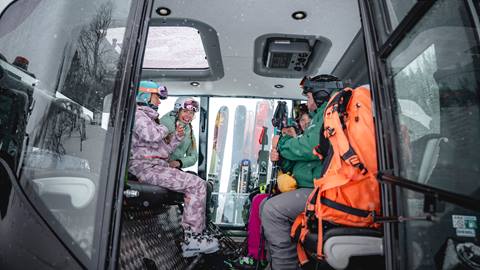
[292, 11, 307, 20]
[190, 81, 200, 87]
[274, 84, 284, 88]
[156, 7, 171, 16]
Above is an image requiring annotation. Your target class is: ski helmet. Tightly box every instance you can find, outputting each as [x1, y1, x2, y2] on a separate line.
[174, 97, 199, 113]
[300, 74, 344, 106]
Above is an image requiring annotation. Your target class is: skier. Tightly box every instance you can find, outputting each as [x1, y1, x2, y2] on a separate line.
[159, 97, 200, 169]
[261, 74, 344, 269]
[234, 103, 310, 269]
[294, 103, 311, 133]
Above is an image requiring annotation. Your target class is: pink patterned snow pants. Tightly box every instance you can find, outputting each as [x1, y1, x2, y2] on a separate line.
[134, 164, 207, 233]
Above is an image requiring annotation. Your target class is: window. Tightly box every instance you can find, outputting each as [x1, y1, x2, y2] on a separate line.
[371, 0, 417, 43]
[383, 0, 416, 29]
[395, 187, 479, 270]
[207, 97, 292, 226]
[0, 1, 14, 14]
[140, 20, 224, 82]
[387, 0, 480, 199]
[143, 27, 208, 69]
[0, 0, 132, 265]
[157, 96, 201, 172]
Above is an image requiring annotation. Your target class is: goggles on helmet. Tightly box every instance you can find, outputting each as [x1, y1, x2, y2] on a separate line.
[138, 86, 159, 94]
[300, 76, 344, 96]
[158, 85, 168, 100]
[182, 99, 199, 112]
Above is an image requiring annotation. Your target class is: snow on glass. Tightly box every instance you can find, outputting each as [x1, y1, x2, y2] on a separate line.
[143, 26, 209, 69]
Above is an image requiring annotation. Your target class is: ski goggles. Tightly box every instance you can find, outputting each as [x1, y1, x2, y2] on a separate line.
[182, 99, 199, 112]
[158, 85, 168, 100]
[300, 76, 344, 96]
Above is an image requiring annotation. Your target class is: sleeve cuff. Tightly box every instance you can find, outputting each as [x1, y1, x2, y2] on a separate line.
[177, 159, 183, 168]
[175, 134, 185, 141]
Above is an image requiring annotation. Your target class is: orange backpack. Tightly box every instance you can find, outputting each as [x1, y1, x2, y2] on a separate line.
[291, 85, 381, 264]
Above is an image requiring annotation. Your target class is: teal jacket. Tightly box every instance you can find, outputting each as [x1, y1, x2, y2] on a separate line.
[159, 111, 198, 168]
[277, 103, 327, 188]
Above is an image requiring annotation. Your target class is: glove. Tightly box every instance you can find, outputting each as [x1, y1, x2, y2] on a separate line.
[277, 172, 297, 193]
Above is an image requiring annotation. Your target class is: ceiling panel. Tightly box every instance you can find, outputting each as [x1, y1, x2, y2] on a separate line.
[149, 0, 360, 99]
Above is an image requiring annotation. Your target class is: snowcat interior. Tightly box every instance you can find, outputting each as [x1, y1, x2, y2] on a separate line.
[0, 0, 479, 269]
[120, 1, 375, 269]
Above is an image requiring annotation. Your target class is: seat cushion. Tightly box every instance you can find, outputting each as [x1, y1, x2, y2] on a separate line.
[303, 226, 383, 256]
[125, 180, 184, 208]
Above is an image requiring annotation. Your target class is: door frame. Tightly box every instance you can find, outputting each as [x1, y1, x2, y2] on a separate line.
[94, 0, 154, 268]
[358, 0, 480, 269]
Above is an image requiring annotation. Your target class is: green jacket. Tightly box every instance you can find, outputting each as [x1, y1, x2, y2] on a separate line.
[159, 111, 198, 168]
[277, 103, 327, 188]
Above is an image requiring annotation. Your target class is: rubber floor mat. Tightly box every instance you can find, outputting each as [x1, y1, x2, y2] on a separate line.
[119, 206, 188, 270]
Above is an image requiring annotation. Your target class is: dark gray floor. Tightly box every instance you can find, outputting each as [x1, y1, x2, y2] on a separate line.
[119, 206, 188, 270]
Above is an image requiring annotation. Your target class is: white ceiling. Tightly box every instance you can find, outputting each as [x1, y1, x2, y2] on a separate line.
[150, 0, 361, 99]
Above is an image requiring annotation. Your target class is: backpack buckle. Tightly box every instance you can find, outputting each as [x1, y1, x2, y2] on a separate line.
[325, 127, 335, 137]
[353, 162, 368, 175]
[313, 145, 324, 160]
[342, 148, 369, 175]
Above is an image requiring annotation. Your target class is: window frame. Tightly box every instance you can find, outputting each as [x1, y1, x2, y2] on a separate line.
[97, 0, 154, 268]
[0, 0, 151, 268]
[360, 1, 480, 270]
[361, 0, 480, 212]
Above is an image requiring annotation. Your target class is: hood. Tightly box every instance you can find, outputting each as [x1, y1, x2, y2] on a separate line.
[137, 105, 159, 120]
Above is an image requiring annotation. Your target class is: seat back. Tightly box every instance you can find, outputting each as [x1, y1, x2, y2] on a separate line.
[418, 136, 448, 184]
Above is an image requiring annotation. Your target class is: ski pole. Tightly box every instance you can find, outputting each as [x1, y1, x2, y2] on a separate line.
[266, 101, 287, 197]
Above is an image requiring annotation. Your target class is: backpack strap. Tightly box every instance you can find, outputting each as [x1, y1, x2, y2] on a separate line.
[291, 213, 310, 265]
[330, 89, 352, 130]
[341, 147, 368, 175]
[324, 88, 367, 175]
[320, 197, 374, 218]
[309, 188, 374, 219]
[290, 186, 324, 265]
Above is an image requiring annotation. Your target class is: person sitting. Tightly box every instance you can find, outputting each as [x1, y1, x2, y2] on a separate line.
[294, 103, 311, 133]
[159, 97, 216, 220]
[260, 74, 344, 270]
[233, 103, 314, 269]
[128, 81, 218, 258]
[159, 97, 199, 170]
